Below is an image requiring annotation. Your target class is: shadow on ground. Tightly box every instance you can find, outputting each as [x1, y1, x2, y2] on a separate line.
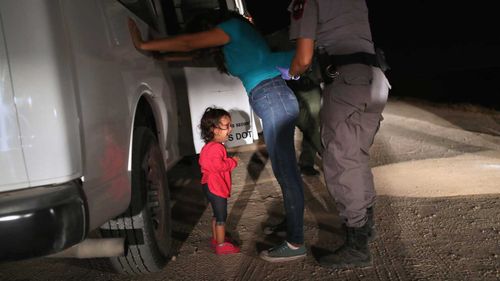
[167, 155, 207, 256]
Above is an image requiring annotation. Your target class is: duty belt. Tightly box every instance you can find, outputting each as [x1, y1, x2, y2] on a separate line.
[316, 49, 390, 84]
[329, 52, 380, 68]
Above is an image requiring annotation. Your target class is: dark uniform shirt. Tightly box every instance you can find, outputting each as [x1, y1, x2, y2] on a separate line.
[288, 0, 375, 55]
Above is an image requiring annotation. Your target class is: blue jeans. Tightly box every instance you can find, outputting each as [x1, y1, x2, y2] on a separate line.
[249, 76, 305, 244]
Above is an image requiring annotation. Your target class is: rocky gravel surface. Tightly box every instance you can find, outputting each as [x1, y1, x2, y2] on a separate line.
[1, 97, 499, 281]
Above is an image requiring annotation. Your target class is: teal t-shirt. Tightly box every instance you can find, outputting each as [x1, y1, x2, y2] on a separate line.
[217, 18, 295, 93]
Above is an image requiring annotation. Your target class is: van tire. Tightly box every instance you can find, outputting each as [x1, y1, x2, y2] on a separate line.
[101, 126, 172, 274]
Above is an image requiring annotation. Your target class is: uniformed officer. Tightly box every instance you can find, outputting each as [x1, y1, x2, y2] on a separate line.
[287, 0, 391, 268]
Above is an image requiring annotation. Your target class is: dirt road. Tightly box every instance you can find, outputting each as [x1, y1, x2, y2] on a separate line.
[1, 97, 499, 281]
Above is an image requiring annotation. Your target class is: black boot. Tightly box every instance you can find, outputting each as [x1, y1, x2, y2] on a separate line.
[367, 207, 376, 242]
[319, 223, 372, 269]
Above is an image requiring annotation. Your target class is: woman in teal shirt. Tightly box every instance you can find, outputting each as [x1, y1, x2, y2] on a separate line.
[129, 11, 306, 262]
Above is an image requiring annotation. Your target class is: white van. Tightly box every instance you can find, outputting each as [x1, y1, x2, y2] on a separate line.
[0, 0, 183, 273]
[0, 0, 250, 274]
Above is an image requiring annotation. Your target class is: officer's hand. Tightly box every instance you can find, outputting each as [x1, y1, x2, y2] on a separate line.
[276, 66, 300, 81]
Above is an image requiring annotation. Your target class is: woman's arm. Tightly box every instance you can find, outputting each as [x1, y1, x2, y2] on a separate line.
[128, 18, 230, 53]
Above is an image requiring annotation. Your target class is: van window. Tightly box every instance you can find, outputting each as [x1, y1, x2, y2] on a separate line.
[118, 0, 161, 30]
[161, 0, 228, 35]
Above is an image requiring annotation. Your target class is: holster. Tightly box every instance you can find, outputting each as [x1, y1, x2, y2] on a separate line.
[316, 47, 338, 85]
[316, 47, 390, 85]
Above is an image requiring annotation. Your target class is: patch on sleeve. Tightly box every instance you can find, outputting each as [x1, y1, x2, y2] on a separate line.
[292, 0, 306, 20]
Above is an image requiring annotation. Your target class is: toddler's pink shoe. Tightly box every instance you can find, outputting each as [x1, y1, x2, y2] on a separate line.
[210, 237, 232, 249]
[215, 242, 240, 255]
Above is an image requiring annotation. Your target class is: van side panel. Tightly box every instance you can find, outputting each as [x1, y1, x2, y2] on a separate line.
[60, 0, 135, 229]
[0, 1, 82, 188]
[61, 0, 181, 229]
[1, 0, 180, 232]
[0, 16, 29, 190]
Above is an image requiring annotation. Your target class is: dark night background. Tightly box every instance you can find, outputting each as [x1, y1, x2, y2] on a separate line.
[245, 0, 500, 111]
[366, 1, 500, 110]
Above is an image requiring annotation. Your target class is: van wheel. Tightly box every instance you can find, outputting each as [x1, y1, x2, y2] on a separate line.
[102, 126, 172, 274]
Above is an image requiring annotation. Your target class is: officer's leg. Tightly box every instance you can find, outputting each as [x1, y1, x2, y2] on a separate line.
[294, 86, 323, 174]
[321, 100, 368, 227]
[358, 111, 382, 242]
[297, 86, 323, 154]
[361, 68, 390, 207]
[361, 68, 390, 236]
[359, 112, 382, 209]
[319, 69, 374, 268]
[299, 138, 317, 173]
[300, 85, 323, 155]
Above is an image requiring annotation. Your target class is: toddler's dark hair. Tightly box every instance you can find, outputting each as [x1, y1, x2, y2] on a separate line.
[200, 107, 231, 143]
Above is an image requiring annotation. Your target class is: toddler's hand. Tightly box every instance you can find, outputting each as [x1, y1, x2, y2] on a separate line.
[232, 156, 240, 164]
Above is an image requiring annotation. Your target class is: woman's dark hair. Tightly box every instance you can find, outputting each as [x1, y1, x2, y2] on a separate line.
[184, 10, 252, 74]
[199, 106, 231, 143]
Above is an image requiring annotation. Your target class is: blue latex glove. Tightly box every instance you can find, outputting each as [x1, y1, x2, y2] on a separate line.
[276, 66, 300, 80]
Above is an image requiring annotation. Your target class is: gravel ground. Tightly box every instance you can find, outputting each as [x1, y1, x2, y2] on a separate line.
[1, 97, 499, 281]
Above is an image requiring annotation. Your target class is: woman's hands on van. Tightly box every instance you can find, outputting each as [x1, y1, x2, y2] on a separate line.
[128, 18, 143, 50]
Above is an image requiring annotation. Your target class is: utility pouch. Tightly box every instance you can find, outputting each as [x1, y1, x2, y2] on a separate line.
[375, 48, 390, 72]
